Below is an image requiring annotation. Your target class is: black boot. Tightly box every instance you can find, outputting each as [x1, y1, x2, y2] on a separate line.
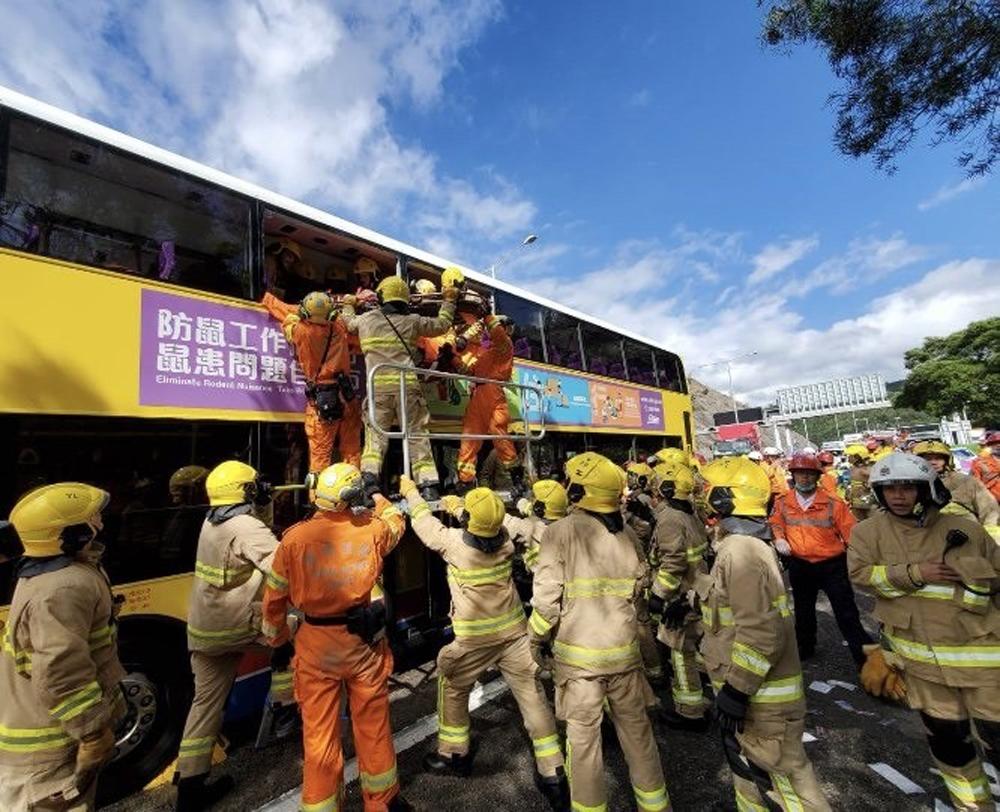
[423, 749, 474, 777]
[508, 466, 526, 499]
[175, 773, 235, 812]
[534, 766, 570, 811]
[659, 706, 711, 732]
[454, 479, 473, 496]
[361, 472, 379, 508]
[419, 482, 440, 502]
[387, 794, 416, 811]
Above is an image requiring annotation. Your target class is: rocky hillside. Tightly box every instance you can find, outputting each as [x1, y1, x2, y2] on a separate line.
[688, 377, 809, 457]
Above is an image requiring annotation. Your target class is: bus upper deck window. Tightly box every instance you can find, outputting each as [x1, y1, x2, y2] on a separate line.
[1, 116, 252, 298]
[494, 290, 545, 362]
[580, 323, 624, 380]
[544, 310, 585, 372]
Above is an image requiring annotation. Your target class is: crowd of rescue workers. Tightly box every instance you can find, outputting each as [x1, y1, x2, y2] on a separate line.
[1, 261, 999, 812]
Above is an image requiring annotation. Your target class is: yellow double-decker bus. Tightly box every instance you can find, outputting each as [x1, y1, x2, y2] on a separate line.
[0, 85, 693, 802]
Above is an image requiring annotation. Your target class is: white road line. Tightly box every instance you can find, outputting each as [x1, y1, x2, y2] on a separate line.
[255, 678, 511, 812]
[869, 762, 924, 794]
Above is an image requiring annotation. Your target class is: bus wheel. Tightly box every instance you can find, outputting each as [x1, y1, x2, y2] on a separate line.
[97, 617, 192, 806]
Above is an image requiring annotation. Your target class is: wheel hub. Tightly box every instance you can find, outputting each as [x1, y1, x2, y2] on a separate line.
[113, 672, 158, 761]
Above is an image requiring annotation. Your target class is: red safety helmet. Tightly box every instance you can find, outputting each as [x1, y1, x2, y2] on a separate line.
[788, 453, 823, 473]
[817, 451, 834, 465]
[983, 430, 1000, 447]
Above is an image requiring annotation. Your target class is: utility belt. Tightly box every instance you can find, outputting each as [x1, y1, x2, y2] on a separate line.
[303, 602, 386, 645]
[305, 373, 355, 422]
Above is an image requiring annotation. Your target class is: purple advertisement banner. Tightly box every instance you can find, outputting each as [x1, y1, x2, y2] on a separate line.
[639, 391, 665, 431]
[139, 289, 306, 412]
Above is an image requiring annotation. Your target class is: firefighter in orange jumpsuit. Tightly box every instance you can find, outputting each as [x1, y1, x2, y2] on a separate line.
[971, 430, 1000, 502]
[455, 314, 524, 495]
[816, 451, 840, 498]
[262, 291, 359, 475]
[262, 463, 411, 812]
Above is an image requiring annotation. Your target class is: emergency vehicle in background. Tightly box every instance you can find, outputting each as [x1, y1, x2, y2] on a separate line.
[0, 86, 694, 802]
[711, 421, 761, 458]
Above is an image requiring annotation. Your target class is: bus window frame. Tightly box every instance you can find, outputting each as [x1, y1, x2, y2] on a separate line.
[2, 111, 258, 299]
[493, 288, 549, 364]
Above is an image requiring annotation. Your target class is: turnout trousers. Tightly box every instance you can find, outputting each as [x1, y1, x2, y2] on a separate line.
[786, 554, 872, 665]
[295, 628, 400, 812]
[732, 717, 829, 812]
[906, 675, 1000, 811]
[0, 760, 98, 812]
[456, 384, 518, 484]
[435, 635, 564, 778]
[659, 620, 706, 719]
[361, 387, 438, 485]
[556, 669, 670, 811]
[177, 647, 294, 778]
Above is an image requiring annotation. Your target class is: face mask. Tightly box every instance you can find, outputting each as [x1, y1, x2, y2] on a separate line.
[794, 481, 817, 495]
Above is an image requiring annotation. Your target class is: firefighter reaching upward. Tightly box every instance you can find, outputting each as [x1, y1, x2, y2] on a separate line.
[0, 483, 126, 812]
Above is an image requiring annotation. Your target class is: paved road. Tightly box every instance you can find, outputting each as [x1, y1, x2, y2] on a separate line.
[106, 596, 998, 812]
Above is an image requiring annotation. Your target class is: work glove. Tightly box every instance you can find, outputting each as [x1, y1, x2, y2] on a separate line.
[773, 538, 792, 556]
[440, 495, 464, 518]
[714, 683, 749, 735]
[281, 313, 301, 342]
[398, 475, 419, 502]
[516, 497, 533, 518]
[442, 286, 460, 303]
[530, 639, 553, 671]
[859, 644, 907, 703]
[109, 683, 128, 730]
[647, 592, 665, 624]
[341, 294, 358, 309]
[662, 597, 691, 630]
[75, 726, 115, 784]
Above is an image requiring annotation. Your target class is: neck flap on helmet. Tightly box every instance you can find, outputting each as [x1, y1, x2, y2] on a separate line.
[462, 529, 507, 554]
[583, 509, 624, 533]
[719, 516, 772, 540]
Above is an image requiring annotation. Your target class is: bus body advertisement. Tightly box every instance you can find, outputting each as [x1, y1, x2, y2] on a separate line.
[0, 86, 694, 803]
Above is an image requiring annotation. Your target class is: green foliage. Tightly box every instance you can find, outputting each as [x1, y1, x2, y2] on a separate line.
[792, 406, 937, 445]
[895, 318, 1000, 426]
[761, 0, 1000, 174]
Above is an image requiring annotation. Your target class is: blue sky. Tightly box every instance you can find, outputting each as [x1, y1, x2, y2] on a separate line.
[1, 1, 996, 403]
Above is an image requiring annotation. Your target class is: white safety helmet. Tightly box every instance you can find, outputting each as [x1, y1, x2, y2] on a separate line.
[763, 446, 780, 457]
[747, 450, 763, 461]
[801, 446, 817, 455]
[869, 452, 950, 509]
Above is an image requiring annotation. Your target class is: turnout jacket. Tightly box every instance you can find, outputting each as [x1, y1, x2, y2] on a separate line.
[529, 511, 645, 678]
[187, 510, 279, 652]
[502, 513, 547, 572]
[650, 501, 710, 603]
[340, 298, 455, 393]
[940, 469, 1000, 540]
[410, 495, 526, 646]
[0, 559, 126, 767]
[698, 532, 805, 720]
[848, 509, 1000, 687]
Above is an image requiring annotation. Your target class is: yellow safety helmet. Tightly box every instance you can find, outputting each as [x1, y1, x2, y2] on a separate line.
[169, 465, 208, 503]
[354, 256, 379, 278]
[314, 463, 364, 512]
[276, 238, 302, 261]
[701, 456, 771, 518]
[531, 480, 568, 521]
[10, 483, 110, 557]
[376, 276, 410, 304]
[625, 462, 654, 493]
[565, 452, 626, 514]
[913, 440, 953, 467]
[298, 291, 336, 323]
[441, 266, 466, 289]
[464, 487, 506, 537]
[650, 447, 691, 467]
[206, 461, 259, 507]
[844, 444, 872, 463]
[413, 278, 437, 295]
[651, 461, 695, 500]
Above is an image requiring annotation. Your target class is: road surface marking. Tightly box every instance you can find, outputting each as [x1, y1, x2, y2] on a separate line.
[869, 762, 924, 794]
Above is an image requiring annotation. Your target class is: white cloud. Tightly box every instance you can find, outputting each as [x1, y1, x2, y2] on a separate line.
[748, 235, 819, 284]
[918, 176, 987, 211]
[0, 0, 531, 255]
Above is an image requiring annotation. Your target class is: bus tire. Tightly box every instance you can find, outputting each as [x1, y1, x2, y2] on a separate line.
[97, 615, 192, 806]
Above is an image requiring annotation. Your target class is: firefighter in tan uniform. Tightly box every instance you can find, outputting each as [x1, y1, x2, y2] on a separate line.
[699, 456, 830, 812]
[504, 479, 569, 574]
[848, 453, 1000, 811]
[845, 444, 878, 522]
[646, 461, 711, 730]
[0, 483, 126, 812]
[623, 462, 664, 686]
[174, 461, 294, 812]
[401, 477, 569, 810]
[530, 452, 670, 812]
[341, 271, 459, 503]
[914, 440, 1000, 543]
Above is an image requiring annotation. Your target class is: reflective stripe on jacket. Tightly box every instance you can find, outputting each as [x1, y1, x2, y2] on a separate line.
[0, 562, 126, 767]
[769, 489, 855, 563]
[698, 532, 805, 720]
[650, 502, 709, 602]
[942, 470, 1000, 540]
[847, 510, 1000, 687]
[530, 512, 644, 678]
[187, 513, 278, 652]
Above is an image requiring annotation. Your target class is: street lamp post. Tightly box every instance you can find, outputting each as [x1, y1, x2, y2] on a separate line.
[489, 233, 538, 279]
[697, 351, 759, 424]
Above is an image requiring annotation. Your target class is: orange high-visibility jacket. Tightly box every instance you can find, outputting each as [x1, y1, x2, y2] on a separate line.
[971, 455, 1000, 502]
[769, 488, 856, 563]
